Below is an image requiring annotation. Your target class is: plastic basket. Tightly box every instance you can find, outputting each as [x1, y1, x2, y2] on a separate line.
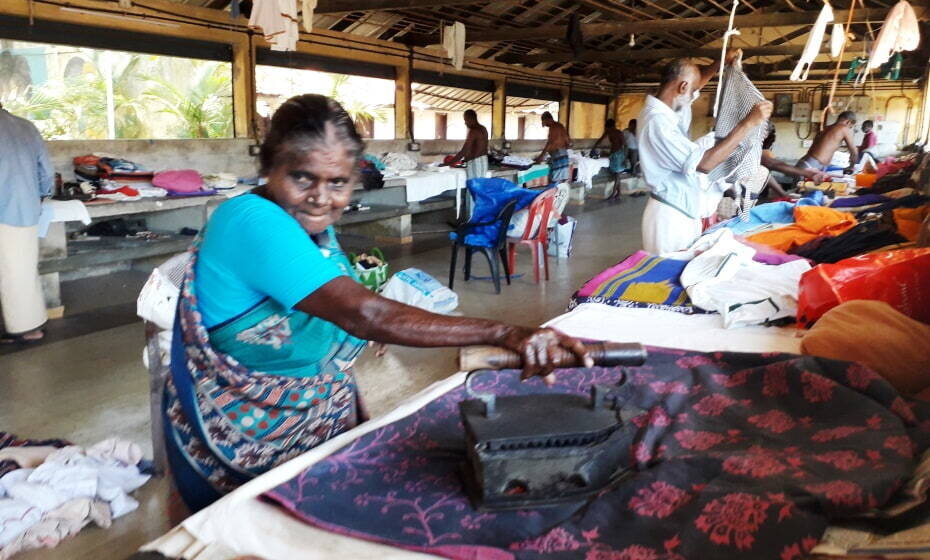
[351, 247, 389, 291]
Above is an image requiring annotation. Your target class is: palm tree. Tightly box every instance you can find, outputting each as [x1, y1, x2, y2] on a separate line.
[143, 60, 233, 138]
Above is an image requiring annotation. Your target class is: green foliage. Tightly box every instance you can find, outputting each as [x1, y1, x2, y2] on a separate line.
[2, 49, 233, 140]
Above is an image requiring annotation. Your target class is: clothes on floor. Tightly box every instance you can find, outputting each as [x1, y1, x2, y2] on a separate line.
[746, 205, 858, 252]
[0, 439, 148, 558]
[0, 223, 47, 335]
[791, 1, 834, 81]
[264, 350, 930, 560]
[464, 154, 488, 180]
[790, 219, 907, 263]
[548, 148, 570, 183]
[0, 108, 53, 227]
[0, 434, 70, 479]
[570, 250, 695, 314]
[442, 21, 465, 70]
[868, 0, 920, 70]
[165, 231, 368, 512]
[802, 300, 930, 396]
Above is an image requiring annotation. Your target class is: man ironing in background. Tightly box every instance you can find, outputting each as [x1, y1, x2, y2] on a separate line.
[591, 118, 626, 199]
[797, 111, 858, 175]
[447, 109, 489, 180]
[534, 111, 572, 183]
[638, 49, 772, 253]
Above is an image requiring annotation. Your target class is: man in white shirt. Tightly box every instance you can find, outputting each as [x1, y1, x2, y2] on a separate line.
[638, 52, 772, 254]
[622, 119, 638, 174]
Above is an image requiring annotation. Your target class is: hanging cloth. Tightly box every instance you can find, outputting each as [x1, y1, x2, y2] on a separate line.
[443, 22, 466, 70]
[867, 0, 920, 70]
[881, 52, 904, 79]
[301, 0, 316, 32]
[844, 56, 868, 83]
[790, 2, 834, 82]
[709, 61, 769, 221]
[830, 23, 846, 57]
[566, 13, 585, 57]
[248, 0, 298, 51]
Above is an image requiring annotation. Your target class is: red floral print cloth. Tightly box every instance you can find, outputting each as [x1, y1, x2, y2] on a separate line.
[264, 349, 930, 560]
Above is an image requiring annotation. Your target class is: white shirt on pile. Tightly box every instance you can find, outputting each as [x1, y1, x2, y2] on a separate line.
[638, 95, 723, 254]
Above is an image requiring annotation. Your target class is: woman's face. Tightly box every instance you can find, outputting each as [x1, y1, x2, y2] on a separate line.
[264, 138, 356, 235]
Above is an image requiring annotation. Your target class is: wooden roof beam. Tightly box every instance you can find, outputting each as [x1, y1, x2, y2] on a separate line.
[501, 42, 868, 64]
[315, 0, 486, 14]
[469, 7, 894, 43]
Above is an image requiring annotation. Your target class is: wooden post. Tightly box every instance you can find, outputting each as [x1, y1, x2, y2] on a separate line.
[231, 35, 256, 139]
[560, 86, 571, 127]
[396, 61, 412, 140]
[492, 78, 506, 139]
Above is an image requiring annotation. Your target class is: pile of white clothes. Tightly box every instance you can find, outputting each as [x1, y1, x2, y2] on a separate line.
[381, 152, 419, 177]
[0, 439, 150, 559]
[202, 173, 239, 190]
[501, 155, 533, 167]
[570, 152, 610, 190]
[665, 229, 812, 328]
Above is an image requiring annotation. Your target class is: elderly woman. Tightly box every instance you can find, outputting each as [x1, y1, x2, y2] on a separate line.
[164, 94, 590, 511]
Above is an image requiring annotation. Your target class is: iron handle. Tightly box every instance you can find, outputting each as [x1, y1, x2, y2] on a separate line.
[459, 342, 647, 372]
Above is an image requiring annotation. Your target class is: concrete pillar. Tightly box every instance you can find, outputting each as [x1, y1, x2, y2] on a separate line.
[396, 62, 412, 140]
[492, 78, 506, 139]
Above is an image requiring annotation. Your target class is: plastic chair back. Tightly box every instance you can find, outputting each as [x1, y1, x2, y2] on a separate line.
[491, 199, 519, 250]
[516, 188, 558, 244]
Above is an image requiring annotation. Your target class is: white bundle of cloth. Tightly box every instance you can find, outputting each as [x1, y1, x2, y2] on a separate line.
[381, 152, 419, 175]
[0, 439, 150, 559]
[665, 229, 812, 328]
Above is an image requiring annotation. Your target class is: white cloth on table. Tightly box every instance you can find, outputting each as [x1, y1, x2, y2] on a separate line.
[670, 229, 811, 328]
[791, 2, 833, 81]
[501, 155, 533, 167]
[382, 152, 418, 174]
[570, 154, 609, 190]
[868, 0, 920, 70]
[442, 22, 466, 71]
[38, 199, 92, 237]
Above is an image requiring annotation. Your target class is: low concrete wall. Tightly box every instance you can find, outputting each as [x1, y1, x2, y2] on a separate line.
[48, 138, 259, 181]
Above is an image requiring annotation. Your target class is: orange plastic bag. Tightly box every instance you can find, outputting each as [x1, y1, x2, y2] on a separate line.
[797, 248, 930, 327]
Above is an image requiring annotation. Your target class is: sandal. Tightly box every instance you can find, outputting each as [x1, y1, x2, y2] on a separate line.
[1, 329, 46, 344]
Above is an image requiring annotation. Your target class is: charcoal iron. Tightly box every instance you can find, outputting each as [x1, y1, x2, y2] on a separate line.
[458, 342, 647, 512]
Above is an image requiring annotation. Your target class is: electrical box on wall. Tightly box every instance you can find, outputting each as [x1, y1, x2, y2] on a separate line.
[791, 102, 811, 123]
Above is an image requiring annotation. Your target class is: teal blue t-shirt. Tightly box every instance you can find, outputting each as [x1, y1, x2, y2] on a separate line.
[195, 194, 344, 329]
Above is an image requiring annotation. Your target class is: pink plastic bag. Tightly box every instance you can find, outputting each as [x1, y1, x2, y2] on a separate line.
[152, 169, 203, 193]
[797, 248, 930, 327]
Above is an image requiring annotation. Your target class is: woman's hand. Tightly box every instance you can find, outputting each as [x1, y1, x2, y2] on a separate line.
[500, 327, 593, 385]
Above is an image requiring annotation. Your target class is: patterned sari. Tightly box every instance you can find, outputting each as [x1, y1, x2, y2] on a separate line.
[163, 230, 368, 511]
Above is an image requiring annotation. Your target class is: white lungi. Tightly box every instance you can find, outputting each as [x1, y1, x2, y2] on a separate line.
[0, 223, 47, 334]
[465, 154, 489, 180]
[641, 197, 703, 255]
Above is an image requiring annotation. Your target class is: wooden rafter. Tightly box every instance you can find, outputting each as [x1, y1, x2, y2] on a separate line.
[315, 0, 487, 14]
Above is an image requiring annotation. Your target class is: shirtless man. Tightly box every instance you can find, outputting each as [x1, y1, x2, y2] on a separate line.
[796, 111, 858, 175]
[448, 109, 489, 180]
[534, 111, 572, 183]
[591, 119, 626, 199]
[759, 124, 829, 199]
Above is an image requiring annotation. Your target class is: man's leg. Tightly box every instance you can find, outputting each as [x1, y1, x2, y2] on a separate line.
[0, 223, 47, 338]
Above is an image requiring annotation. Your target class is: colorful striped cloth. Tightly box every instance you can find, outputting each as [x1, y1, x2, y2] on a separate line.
[569, 250, 697, 313]
[517, 163, 550, 187]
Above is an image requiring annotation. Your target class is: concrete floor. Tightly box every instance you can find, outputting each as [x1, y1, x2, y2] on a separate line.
[0, 196, 645, 559]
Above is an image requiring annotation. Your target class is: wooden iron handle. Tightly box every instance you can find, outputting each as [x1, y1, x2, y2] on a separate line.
[459, 342, 647, 372]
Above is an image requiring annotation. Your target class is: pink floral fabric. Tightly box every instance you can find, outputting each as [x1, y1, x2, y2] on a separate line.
[265, 350, 930, 559]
